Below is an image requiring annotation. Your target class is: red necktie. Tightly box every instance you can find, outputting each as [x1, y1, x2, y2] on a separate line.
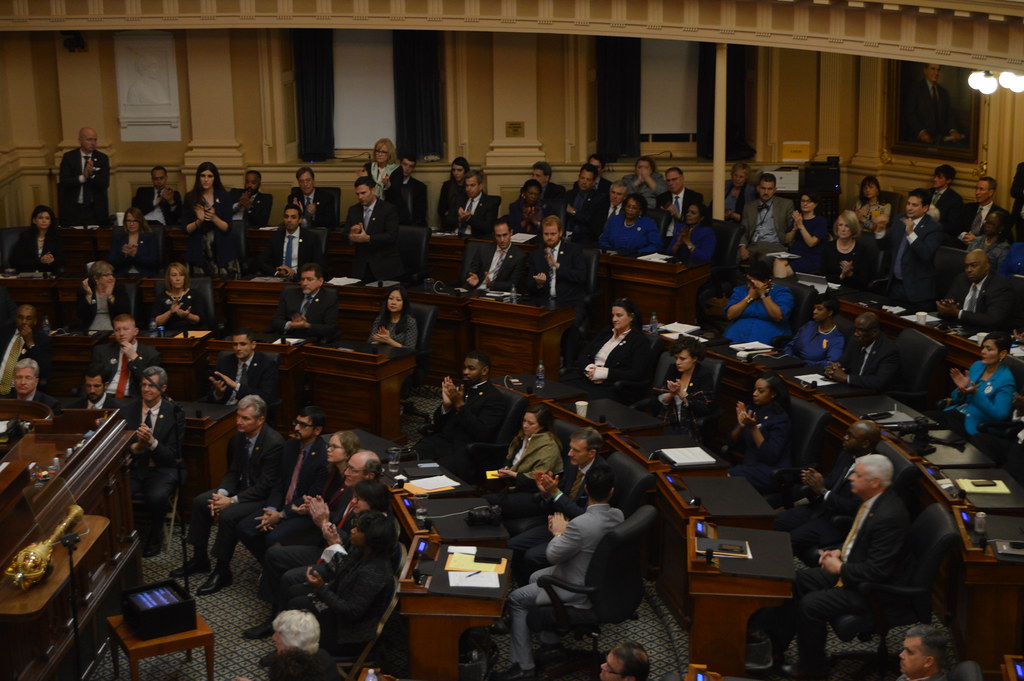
[284, 447, 308, 506]
[337, 498, 357, 530]
[114, 353, 130, 398]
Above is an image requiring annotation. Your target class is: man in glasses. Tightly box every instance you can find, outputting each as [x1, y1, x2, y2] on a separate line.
[600, 642, 649, 681]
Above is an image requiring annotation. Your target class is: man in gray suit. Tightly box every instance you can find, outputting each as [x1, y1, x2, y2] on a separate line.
[494, 466, 622, 681]
[738, 172, 795, 261]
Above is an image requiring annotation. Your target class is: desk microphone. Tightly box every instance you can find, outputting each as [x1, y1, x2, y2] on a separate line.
[704, 548, 714, 565]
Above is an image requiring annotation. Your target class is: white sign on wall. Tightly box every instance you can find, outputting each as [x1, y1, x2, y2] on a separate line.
[114, 31, 181, 142]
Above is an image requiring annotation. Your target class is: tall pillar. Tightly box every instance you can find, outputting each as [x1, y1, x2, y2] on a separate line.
[712, 43, 727, 221]
[182, 30, 244, 171]
[850, 57, 885, 167]
[485, 32, 544, 166]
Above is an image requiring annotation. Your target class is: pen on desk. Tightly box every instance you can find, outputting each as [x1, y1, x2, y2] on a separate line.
[468, 571, 481, 577]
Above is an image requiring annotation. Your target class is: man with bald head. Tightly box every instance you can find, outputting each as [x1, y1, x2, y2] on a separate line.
[59, 126, 110, 227]
[824, 312, 900, 391]
[0, 304, 52, 392]
[935, 250, 1014, 331]
[774, 420, 882, 565]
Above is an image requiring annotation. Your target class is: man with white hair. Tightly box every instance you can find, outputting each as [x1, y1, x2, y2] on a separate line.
[3, 358, 62, 414]
[236, 610, 336, 681]
[755, 454, 910, 679]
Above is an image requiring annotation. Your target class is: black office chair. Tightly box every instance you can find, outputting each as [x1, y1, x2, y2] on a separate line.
[456, 240, 487, 287]
[612, 332, 662, 405]
[400, 302, 439, 422]
[854, 232, 881, 287]
[526, 506, 658, 676]
[773, 280, 817, 335]
[768, 397, 831, 507]
[948, 661, 984, 681]
[0, 227, 26, 270]
[1008, 275, 1024, 332]
[632, 354, 724, 445]
[647, 208, 673, 242]
[578, 247, 601, 330]
[829, 503, 959, 672]
[708, 220, 744, 295]
[545, 199, 567, 226]
[120, 281, 140, 321]
[153, 277, 221, 335]
[308, 228, 329, 268]
[934, 246, 966, 290]
[398, 225, 431, 287]
[604, 450, 655, 518]
[888, 328, 947, 410]
[229, 222, 247, 276]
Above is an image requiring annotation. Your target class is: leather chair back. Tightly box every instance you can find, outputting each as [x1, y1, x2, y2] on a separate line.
[0, 227, 27, 270]
[787, 397, 831, 470]
[604, 450, 656, 518]
[398, 225, 431, 286]
[407, 302, 438, 385]
[890, 328, 947, 409]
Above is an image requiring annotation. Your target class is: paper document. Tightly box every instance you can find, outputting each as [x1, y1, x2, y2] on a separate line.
[408, 475, 459, 491]
[259, 226, 279, 231]
[661, 322, 702, 334]
[794, 373, 836, 386]
[659, 447, 716, 466]
[486, 470, 501, 479]
[662, 332, 708, 342]
[272, 338, 305, 345]
[449, 546, 478, 555]
[766, 252, 800, 259]
[729, 341, 774, 352]
[882, 305, 907, 315]
[900, 313, 939, 324]
[170, 330, 212, 339]
[328, 277, 361, 286]
[637, 253, 672, 263]
[509, 233, 536, 243]
[448, 571, 500, 588]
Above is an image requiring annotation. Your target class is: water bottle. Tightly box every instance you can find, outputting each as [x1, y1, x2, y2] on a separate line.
[365, 670, 377, 681]
[536, 360, 546, 390]
[649, 311, 660, 333]
[510, 286, 519, 304]
[149, 318, 158, 337]
[40, 316, 50, 336]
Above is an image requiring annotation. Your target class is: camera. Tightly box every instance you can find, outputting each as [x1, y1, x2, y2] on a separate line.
[465, 505, 502, 527]
[889, 415, 930, 437]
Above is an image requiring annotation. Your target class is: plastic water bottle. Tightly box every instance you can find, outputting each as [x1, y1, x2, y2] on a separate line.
[149, 318, 158, 337]
[649, 311, 660, 333]
[510, 286, 519, 304]
[536, 360, 546, 390]
[365, 670, 377, 681]
[40, 316, 50, 336]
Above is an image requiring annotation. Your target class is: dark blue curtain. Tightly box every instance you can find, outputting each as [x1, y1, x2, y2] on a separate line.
[596, 36, 641, 160]
[393, 31, 443, 159]
[696, 43, 755, 161]
[293, 29, 335, 162]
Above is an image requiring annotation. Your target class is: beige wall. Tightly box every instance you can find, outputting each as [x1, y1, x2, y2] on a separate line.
[0, 27, 1021, 229]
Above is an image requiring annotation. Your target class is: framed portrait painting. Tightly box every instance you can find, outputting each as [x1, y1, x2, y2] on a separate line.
[889, 61, 980, 162]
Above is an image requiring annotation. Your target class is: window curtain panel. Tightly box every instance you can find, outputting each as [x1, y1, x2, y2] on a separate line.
[596, 36, 641, 160]
[696, 43, 755, 161]
[293, 28, 335, 162]
[393, 30, 443, 160]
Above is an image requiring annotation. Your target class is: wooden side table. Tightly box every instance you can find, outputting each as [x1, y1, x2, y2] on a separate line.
[106, 613, 214, 681]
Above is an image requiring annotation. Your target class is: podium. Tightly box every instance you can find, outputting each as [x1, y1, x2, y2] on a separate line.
[603, 256, 709, 324]
[469, 298, 574, 377]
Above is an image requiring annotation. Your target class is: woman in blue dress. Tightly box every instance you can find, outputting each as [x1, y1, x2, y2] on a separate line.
[775, 192, 829, 277]
[729, 372, 791, 495]
[940, 332, 1015, 437]
[664, 202, 716, 263]
[599, 193, 662, 255]
[724, 259, 795, 344]
[783, 296, 845, 368]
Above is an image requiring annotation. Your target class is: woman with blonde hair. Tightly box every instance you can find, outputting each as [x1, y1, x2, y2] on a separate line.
[152, 261, 212, 331]
[108, 206, 161, 278]
[820, 210, 871, 289]
[363, 137, 400, 198]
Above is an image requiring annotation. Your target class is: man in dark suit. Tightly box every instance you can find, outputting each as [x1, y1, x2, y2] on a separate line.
[207, 328, 279, 405]
[493, 427, 614, 584]
[384, 153, 428, 226]
[930, 164, 964, 242]
[936, 250, 1014, 331]
[774, 420, 881, 565]
[564, 164, 603, 244]
[461, 218, 526, 292]
[443, 170, 501, 237]
[231, 407, 328, 574]
[91, 314, 163, 400]
[415, 351, 506, 482]
[527, 216, 588, 318]
[824, 312, 900, 392]
[958, 176, 1004, 247]
[131, 165, 181, 227]
[3, 359, 62, 415]
[532, 161, 566, 201]
[738, 173, 795, 261]
[345, 176, 403, 282]
[259, 205, 323, 280]
[125, 366, 186, 557]
[175, 396, 285, 586]
[878, 188, 945, 309]
[68, 363, 125, 410]
[269, 263, 339, 343]
[230, 169, 274, 228]
[755, 455, 909, 678]
[289, 166, 338, 230]
[903, 64, 965, 147]
[58, 127, 110, 227]
[658, 166, 705, 240]
[0, 305, 51, 391]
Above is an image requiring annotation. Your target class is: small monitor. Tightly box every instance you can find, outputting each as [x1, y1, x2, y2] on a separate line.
[128, 585, 181, 611]
[695, 673, 705, 681]
[695, 520, 706, 537]
[1015, 662, 1023, 680]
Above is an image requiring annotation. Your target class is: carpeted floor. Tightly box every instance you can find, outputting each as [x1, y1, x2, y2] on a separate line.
[83, 390, 954, 681]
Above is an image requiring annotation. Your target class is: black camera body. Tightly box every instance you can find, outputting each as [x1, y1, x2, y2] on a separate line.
[465, 505, 502, 527]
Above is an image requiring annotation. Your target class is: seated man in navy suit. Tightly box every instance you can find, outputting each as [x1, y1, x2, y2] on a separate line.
[3, 358, 62, 415]
[207, 328, 279, 406]
[269, 263, 339, 343]
[230, 169, 274, 228]
[258, 205, 323, 280]
[131, 165, 181, 227]
[824, 312, 900, 392]
[68, 363, 125, 410]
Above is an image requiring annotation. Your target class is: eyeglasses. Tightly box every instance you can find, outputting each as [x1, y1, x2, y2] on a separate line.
[326, 443, 345, 451]
[293, 419, 314, 428]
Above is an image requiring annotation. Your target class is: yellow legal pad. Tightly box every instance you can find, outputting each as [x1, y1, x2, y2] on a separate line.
[957, 479, 1011, 494]
[444, 552, 508, 574]
[403, 483, 455, 495]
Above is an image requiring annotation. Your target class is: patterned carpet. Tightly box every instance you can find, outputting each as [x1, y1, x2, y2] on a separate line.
[82, 391, 954, 681]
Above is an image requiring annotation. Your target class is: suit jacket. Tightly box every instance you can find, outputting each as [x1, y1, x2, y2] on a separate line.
[2, 390, 63, 415]
[344, 199, 403, 282]
[270, 285, 339, 342]
[10, 229, 63, 275]
[151, 288, 214, 333]
[123, 399, 185, 469]
[527, 240, 588, 309]
[443, 193, 501, 237]
[67, 394, 126, 411]
[879, 213, 944, 303]
[0, 325, 52, 380]
[837, 334, 900, 392]
[812, 449, 861, 518]
[541, 182, 567, 201]
[208, 350, 279, 406]
[514, 456, 613, 520]
[180, 189, 237, 267]
[58, 148, 110, 225]
[384, 175, 428, 226]
[462, 242, 526, 292]
[943, 272, 1014, 331]
[564, 188, 603, 243]
[740, 196, 795, 247]
[221, 426, 286, 503]
[267, 436, 328, 515]
[289, 188, 338, 230]
[228, 188, 274, 228]
[835, 489, 909, 589]
[76, 284, 134, 331]
[960, 202, 1005, 238]
[537, 503, 624, 608]
[932, 188, 964, 238]
[91, 342, 163, 398]
[107, 231, 161, 278]
[131, 186, 182, 226]
[657, 188, 706, 216]
[259, 227, 324, 278]
[585, 193, 614, 244]
[428, 380, 506, 451]
[575, 327, 651, 385]
[903, 79, 960, 144]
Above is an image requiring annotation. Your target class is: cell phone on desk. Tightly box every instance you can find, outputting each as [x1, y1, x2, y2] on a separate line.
[475, 555, 502, 564]
[861, 411, 892, 421]
[971, 479, 997, 487]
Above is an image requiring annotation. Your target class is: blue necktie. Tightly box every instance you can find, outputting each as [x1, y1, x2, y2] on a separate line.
[284, 234, 295, 269]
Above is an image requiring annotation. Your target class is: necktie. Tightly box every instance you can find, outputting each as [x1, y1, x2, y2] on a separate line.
[837, 502, 870, 586]
[81, 155, 93, 204]
[965, 285, 979, 312]
[240, 438, 254, 489]
[893, 230, 909, 279]
[145, 409, 154, 429]
[674, 195, 682, 217]
[115, 353, 130, 398]
[284, 447, 308, 506]
[285, 234, 295, 268]
[0, 336, 23, 394]
[569, 469, 584, 499]
[338, 498, 357, 529]
[970, 207, 984, 234]
[363, 205, 372, 228]
[466, 198, 477, 214]
[300, 294, 312, 316]
[859, 347, 871, 375]
[574, 193, 586, 213]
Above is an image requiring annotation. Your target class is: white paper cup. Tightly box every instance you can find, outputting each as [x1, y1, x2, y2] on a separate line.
[115, 212, 125, 227]
[575, 400, 589, 418]
[915, 311, 927, 324]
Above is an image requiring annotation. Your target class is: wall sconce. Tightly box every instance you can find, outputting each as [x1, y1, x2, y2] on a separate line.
[968, 70, 1024, 94]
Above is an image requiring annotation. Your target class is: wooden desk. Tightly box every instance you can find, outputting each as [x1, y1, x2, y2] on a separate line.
[1003, 656, 1023, 681]
[469, 298, 574, 377]
[221, 279, 286, 332]
[177, 401, 238, 511]
[106, 612, 214, 681]
[546, 398, 666, 438]
[602, 257, 709, 325]
[205, 339, 305, 432]
[428, 234, 472, 283]
[0, 278, 58, 326]
[138, 336, 210, 399]
[303, 345, 416, 442]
